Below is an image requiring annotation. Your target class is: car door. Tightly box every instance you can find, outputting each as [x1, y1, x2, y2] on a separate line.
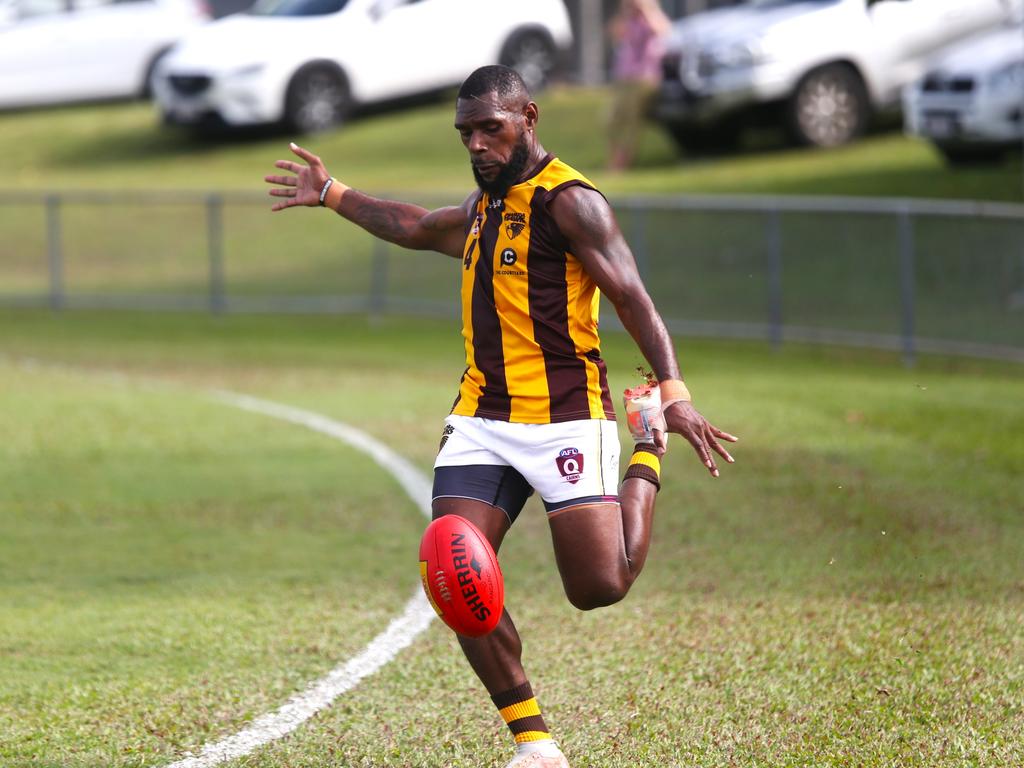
[63, 0, 164, 98]
[0, 0, 75, 106]
[360, 0, 467, 99]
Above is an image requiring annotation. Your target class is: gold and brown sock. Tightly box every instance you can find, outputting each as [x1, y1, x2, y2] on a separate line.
[491, 682, 551, 745]
[623, 443, 661, 491]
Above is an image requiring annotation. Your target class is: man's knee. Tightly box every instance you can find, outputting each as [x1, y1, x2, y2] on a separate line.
[565, 574, 633, 611]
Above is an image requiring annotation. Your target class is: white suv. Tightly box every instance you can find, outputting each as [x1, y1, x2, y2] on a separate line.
[904, 23, 1024, 164]
[654, 0, 1019, 151]
[0, 0, 209, 109]
[153, 0, 572, 133]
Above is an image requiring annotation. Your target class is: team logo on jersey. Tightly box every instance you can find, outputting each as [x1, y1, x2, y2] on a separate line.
[556, 447, 585, 484]
[438, 424, 455, 453]
[487, 197, 504, 210]
[500, 249, 517, 266]
[504, 212, 527, 239]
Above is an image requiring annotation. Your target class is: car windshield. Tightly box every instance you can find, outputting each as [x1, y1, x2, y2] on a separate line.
[248, 0, 348, 16]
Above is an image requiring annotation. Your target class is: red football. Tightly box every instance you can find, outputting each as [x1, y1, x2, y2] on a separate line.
[419, 515, 503, 637]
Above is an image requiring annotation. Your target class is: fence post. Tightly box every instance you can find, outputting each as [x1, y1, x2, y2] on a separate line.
[206, 193, 226, 315]
[46, 194, 64, 311]
[898, 207, 917, 367]
[370, 238, 389, 320]
[766, 208, 783, 349]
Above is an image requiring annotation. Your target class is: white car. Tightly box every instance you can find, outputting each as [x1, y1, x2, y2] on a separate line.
[654, 0, 1021, 151]
[154, 0, 572, 133]
[0, 0, 210, 109]
[904, 23, 1024, 164]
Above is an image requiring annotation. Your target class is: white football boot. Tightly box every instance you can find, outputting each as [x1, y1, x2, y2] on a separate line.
[503, 740, 569, 768]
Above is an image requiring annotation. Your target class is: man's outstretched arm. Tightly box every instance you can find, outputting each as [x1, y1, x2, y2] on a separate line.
[265, 142, 471, 259]
[551, 185, 737, 477]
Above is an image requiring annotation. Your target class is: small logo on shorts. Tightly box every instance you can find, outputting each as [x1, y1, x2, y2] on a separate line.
[438, 424, 454, 452]
[556, 447, 585, 485]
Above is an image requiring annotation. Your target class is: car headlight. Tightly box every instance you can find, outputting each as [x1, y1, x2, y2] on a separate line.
[988, 60, 1024, 92]
[703, 38, 771, 75]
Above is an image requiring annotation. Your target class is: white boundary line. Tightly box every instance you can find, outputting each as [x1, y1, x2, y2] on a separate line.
[162, 391, 436, 768]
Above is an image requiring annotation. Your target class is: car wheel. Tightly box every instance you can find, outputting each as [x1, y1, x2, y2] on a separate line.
[500, 29, 557, 92]
[285, 65, 350, 135]
[788, 64, 869, 147]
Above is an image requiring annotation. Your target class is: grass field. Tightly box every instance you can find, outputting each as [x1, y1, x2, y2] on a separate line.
[1, 310, 1022, 768]
[3, 87, 1022, 201]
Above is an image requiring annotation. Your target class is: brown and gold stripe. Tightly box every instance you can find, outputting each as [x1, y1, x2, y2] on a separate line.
[491, 682, 551, 744]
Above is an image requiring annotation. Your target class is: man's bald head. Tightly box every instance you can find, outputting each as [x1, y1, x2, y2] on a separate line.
[457, 65, 531, 109]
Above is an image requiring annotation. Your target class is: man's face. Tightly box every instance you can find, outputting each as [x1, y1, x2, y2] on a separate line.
[455, 92, 533, 198]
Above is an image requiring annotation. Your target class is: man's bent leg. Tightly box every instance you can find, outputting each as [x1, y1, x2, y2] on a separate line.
[547, 446, 662, 611]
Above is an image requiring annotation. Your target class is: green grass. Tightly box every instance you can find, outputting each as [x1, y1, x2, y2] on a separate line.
[1, 310, 1022, 767]
[3, 87, 1022, 201]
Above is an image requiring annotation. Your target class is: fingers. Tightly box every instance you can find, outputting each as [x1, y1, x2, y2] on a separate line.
[273, 160, 304, 174]
[270, 198, 298, 212]
[671, 419, 735, 477]
[652, 428, 668, 457]
[706, 430, 734, 465]
[684, 431, 718, 477]
[710, 424, 739, 443]
[268, 187, 296, 197]
[264, 174, 297, 186]
[289, 141, 318, 164]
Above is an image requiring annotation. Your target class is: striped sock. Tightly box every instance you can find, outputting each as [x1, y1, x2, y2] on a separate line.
[491, 682, 551, 745]
[623, 443, 661, 491]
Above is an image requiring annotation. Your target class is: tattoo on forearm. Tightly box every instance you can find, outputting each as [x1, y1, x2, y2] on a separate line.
[341, 191, 429, 247]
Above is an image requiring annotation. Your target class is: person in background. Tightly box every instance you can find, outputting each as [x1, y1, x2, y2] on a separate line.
[607, 0, 672, 171]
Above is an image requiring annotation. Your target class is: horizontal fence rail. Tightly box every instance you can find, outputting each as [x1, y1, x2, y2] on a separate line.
[1, 191, 1022, 365]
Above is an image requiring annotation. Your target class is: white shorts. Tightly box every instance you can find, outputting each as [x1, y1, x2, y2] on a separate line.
[433, 414, 621, 519]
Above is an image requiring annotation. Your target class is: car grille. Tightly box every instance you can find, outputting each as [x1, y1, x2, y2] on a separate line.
[169, 75, 212, 96]
[662, 52, 682, 83]
[922, 75, 975, 94]
[697, 51, 717, 79]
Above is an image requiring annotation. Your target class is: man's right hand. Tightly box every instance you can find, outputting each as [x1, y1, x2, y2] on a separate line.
[264, 142, 330, 211]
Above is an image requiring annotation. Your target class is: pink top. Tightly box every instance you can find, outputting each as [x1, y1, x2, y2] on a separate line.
[613, 13, 665, 84]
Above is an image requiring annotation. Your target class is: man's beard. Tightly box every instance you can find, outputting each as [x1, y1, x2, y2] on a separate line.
[472, 134, 531, 198]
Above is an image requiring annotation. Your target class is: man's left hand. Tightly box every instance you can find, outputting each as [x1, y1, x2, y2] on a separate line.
[662, 401, 737, 477]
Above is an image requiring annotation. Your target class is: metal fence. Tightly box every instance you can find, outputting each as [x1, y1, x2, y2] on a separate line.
[1, 191, 1022, 364]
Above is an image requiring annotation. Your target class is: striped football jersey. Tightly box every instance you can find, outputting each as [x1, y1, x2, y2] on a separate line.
[451, 153, 616, 424]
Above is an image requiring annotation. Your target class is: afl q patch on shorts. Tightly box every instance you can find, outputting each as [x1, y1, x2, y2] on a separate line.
[434, 415, 620, 514]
